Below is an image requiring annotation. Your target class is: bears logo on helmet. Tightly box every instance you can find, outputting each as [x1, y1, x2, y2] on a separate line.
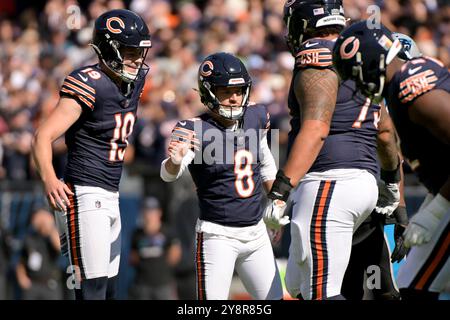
[106, 17, 125, 34]
[339, 36, 360, 60]
[200, 61, 214, 77]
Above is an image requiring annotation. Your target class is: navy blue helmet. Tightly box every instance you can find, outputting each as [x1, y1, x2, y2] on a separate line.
[332, 21, 403, 103]
[91, 9, 152, 83]
[198, 52, 252, 121]
[283, 0, 346, 56]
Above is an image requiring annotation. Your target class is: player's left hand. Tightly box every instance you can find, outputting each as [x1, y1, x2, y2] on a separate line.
[374, 180, 400, 216]
[264, 199, 290, 230]
[390, 206, 410, 263]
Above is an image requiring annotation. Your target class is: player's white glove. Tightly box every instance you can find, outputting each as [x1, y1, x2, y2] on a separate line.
[404, 194, 450, 247]
[264, 199, 290, 230]
[375, 164, 401, 216]
[264, 170, 293, 230]
[374, 180, 400, 216]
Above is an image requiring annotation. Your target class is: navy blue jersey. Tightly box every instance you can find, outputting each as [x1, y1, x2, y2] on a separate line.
[287, 38, 380, 176]
[59, 64, 146, 191]
[386, 56, 450, 194]
[172, 105, 270, 227]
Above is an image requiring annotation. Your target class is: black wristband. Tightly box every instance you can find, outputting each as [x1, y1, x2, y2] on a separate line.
[381, 162, 401, 184]
[393, 206, 408, 225]
[268, 170, 293, 202]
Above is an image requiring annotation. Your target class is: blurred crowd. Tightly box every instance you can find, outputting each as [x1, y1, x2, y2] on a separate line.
[0, 0, 449, 182]
[0, 0, 449, 299]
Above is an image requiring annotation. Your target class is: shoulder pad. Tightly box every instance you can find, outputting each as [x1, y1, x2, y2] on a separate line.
[398, 57, 442, 104]
[60, 67, 100, 111]
[295, 39, 334, 69]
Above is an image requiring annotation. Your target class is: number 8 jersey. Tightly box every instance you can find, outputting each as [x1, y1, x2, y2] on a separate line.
[60, 64, 146, 191]
[168, 104, 273, 227]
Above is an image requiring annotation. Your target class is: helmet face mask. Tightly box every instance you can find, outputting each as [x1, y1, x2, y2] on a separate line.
[91, 9, 152, 83]
[198, 52, 252, 121]
[283, 0, 346, 56]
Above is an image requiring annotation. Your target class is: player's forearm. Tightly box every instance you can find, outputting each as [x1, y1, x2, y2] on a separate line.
[377, 129, 399, 171]
[260, 130, 277, 186]
[283, 122, 328, 187]
[31, 132, 57, 183]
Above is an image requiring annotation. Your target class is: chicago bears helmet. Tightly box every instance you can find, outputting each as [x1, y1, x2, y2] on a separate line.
[198, 52, 252, 121]
[91, 9, 152, 83]
[283, 0, 346, 56]
[332, 21, 403, 103]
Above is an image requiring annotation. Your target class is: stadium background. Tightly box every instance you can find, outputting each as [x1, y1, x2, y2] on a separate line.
[0, 0, 448, 299]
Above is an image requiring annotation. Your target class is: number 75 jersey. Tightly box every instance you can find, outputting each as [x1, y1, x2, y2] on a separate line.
[59, 64, 146, 191]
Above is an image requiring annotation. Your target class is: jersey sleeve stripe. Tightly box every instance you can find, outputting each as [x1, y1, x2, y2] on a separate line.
[66, 76, 96, 94]
[173, 127, 196, 135]
[171, 132, 200, 145]
[62, 82, 96, 104]
[61, 88, 94, 110]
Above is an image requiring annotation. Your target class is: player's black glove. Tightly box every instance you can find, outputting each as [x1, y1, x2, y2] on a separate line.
[267, 170, 293, 202]
[391, 206, 410, 263]
[264, 170, 293, 230]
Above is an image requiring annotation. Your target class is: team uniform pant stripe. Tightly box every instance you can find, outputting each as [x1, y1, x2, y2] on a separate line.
[411, 222, 450, 291]
[320, 180, 335, 298]
[66, 183, 85, 281]
[196, 232, 206, 300]
[310, 180, 334, 300]
[72, 185, 86, 280]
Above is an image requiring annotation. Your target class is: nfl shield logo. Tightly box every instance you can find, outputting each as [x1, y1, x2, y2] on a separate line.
[95, 200, 101, 208]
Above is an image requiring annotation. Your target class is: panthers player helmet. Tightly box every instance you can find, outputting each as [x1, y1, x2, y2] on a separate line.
[198, 52, 252, 121]
[283, 0, 346, 56]
[332, 21, 403, 103]
[91, 9, 152, 83]
[392, 32, 422, 60]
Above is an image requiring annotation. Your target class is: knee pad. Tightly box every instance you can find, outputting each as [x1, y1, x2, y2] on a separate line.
[75, 277, 108, 300]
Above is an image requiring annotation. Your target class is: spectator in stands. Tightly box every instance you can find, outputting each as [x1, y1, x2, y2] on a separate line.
[16, 207, 62, 300]
[128, 197, 181, 300]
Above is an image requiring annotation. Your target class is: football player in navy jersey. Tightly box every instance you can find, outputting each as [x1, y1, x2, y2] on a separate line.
[31, 9, 151, 300]
[263, 0, 401, 300]
[342, 33, 423, 300]
[160, 52, 283, 300]
[333, 21, 450, 300]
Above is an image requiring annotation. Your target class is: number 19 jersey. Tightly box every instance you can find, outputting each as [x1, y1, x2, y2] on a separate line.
[59, 64, 145, 191]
